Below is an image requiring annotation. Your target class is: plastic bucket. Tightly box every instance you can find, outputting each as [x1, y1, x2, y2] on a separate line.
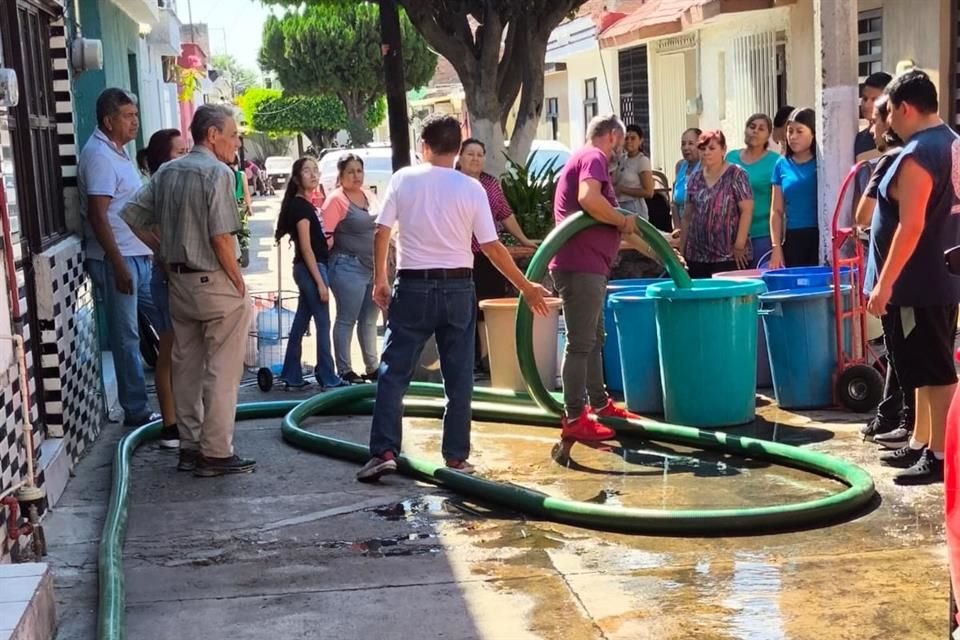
[762, 266, 852, 292]
[759, 285, 851, 409]
[647, 279, 766, 427]
[604, 278, 666, 393]
[480, 297, 562, 392]
[711, 270, 773, 388]
[610, 291, 662, 413]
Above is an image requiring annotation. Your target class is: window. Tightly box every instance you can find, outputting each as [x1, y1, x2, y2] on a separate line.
[583, 78, 598, 127]
[858, 9, 883, 80]
[0, 0, 67, 251]
[618, 45, 651, 158]
[545, 98, 559, 141]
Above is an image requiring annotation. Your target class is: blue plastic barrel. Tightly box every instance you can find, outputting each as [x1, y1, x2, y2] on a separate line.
[609, 290, 662, 414]
[647, 278, 766, 427]
[760, 285, 851, 409]
[603, 278, 665, 393]
[762, 266, 852, 292]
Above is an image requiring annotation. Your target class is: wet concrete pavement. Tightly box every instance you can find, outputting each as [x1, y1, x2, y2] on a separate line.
[42, 195, 950, 639]
[44, 386, 949, 640]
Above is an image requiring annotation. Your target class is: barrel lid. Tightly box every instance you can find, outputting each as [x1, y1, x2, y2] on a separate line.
[759, 284, 852, 302]
[608, 290, 657, 305]
[646, 278, 766, 300]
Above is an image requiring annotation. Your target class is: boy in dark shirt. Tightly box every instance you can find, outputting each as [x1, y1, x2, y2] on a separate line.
[866, 70, 960, 484]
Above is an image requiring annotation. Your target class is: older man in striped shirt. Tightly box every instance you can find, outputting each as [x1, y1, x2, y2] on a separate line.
[122, 104, 255, 478]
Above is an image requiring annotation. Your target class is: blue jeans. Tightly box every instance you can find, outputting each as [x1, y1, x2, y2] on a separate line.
[149, 264, 173, 333]
[751, 236, 773, 268]
[280, 262, 341, 387]
[86, 256, 159, 422]
[328, 253, 380, 376]
[369, 277, 476, 461]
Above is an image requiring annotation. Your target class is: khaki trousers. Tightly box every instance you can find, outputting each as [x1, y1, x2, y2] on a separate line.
[168, 269, 251, 458]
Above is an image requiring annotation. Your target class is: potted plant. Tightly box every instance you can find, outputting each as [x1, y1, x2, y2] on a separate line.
[500, 154, 562, 242]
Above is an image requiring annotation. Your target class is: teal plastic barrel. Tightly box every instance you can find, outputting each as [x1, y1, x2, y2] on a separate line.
[603, 278, 665, 393]
[647, 279, 766, 427]
[609, 290, 662, 414]
[711, 269, 773, 388]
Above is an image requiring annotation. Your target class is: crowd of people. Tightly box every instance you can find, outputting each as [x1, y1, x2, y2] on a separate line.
[75, 65, 960, 483]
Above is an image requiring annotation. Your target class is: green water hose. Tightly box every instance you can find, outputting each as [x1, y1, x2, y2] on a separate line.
[516, 211, 691, 414]
[97, 211, 876, 640]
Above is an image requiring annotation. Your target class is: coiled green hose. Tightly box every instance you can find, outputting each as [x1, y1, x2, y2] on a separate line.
[97, 212, 875, 640]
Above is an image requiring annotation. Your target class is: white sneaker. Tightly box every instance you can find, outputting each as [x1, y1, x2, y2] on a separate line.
[356, 454, 397, 482]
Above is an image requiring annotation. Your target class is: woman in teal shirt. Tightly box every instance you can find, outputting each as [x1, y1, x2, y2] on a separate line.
[727, 113, 779, 267]
[769, 108, 819, 268]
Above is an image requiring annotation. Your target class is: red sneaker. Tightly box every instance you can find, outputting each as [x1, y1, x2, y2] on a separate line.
[561, 409, 616, 442]
[591, 398, 640, 421]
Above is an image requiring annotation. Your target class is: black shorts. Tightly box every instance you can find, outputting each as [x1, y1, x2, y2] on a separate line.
[882, 304, 959, 389]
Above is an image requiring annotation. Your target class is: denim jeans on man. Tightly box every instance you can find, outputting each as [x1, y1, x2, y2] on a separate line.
[369, 277, 475, 461]
[86, 256, 159, 423]
[329, 253, 380, 376]
[279, 262, 341, 387]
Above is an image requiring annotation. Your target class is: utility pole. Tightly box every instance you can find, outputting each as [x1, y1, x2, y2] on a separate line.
[379, 0, 411, 171]
[813, 0, 857, 264]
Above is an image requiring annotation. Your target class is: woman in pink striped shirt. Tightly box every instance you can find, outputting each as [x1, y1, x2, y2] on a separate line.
[458, 138, 539, 376]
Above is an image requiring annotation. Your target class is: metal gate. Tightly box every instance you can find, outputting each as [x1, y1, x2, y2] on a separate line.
[618, 45, 651, 157]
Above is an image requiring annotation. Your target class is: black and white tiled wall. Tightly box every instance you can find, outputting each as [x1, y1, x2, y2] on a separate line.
[34, 237, 102, 455]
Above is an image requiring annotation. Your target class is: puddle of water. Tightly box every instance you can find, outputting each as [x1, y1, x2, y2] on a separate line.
[352, 532, 441, 557]
[371, 494, 451, 521]
[723, 553, 785, 640]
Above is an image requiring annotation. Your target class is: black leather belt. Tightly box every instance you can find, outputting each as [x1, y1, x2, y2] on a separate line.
[167, 263, 204, 274]
[398, 268, 473, 280]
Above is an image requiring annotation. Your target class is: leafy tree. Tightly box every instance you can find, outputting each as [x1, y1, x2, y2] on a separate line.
[258, 2, 435, 146]
[209, 53, 259, 96]
[239, 87, 386, 149]
[261, 0, 589, 174]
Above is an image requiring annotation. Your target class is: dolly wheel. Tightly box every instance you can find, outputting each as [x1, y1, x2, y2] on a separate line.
[257, 367, 274, 392]
[836, 364, 884, 413]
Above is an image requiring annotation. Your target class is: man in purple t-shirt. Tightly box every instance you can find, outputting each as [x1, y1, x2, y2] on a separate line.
[551, 114, 646, 441]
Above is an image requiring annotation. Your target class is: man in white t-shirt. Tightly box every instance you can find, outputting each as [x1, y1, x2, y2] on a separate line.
[357, 114, 550, 482]
[614, 124, 654, 219]
[78, 88, 160, 428]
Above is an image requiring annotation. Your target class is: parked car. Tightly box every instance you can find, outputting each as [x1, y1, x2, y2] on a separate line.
[525, 139, 571, 175]
[264, 156, 295, 191]
[318, 147, 418, 197]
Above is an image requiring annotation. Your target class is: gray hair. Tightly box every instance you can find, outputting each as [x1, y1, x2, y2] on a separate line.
[586, 114, 625, 140]
[96, 88, 137, 129]
[190, 104, 236, 144]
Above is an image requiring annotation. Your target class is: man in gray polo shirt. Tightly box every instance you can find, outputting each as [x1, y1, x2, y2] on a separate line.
[78, 88, 160, 429]
[122, 105, 254, 477]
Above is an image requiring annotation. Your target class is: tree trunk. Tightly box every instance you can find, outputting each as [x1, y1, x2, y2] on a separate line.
[342, 97, 374, 147]
[505, 34, 549, 172]
[399, 1, 584, 177]
[302, 128, 333, 151]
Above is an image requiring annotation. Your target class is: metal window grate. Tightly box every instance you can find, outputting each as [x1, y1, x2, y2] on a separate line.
[858, 9, 883, 81]
[583, 78, 598, 130]
[618, 45, 651, 156]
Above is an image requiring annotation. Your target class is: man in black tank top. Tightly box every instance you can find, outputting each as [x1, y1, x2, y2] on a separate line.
[867, 70, 960, 485]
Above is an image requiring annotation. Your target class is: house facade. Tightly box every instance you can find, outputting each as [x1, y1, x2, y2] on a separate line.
[0, 0, 185, 563]
[0, 0, 105, 562]
[544, 0, 957, 260]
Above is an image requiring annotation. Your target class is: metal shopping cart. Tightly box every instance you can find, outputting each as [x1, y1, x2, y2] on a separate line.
[246, 243, 306, 392]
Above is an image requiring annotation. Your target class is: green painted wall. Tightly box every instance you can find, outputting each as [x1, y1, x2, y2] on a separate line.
[70, 0, 143, 150]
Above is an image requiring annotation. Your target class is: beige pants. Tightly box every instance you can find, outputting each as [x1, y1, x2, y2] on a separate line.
[168, 269, 251, 458]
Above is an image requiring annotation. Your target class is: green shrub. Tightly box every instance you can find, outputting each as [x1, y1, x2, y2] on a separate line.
[500, 154, 561, 240]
